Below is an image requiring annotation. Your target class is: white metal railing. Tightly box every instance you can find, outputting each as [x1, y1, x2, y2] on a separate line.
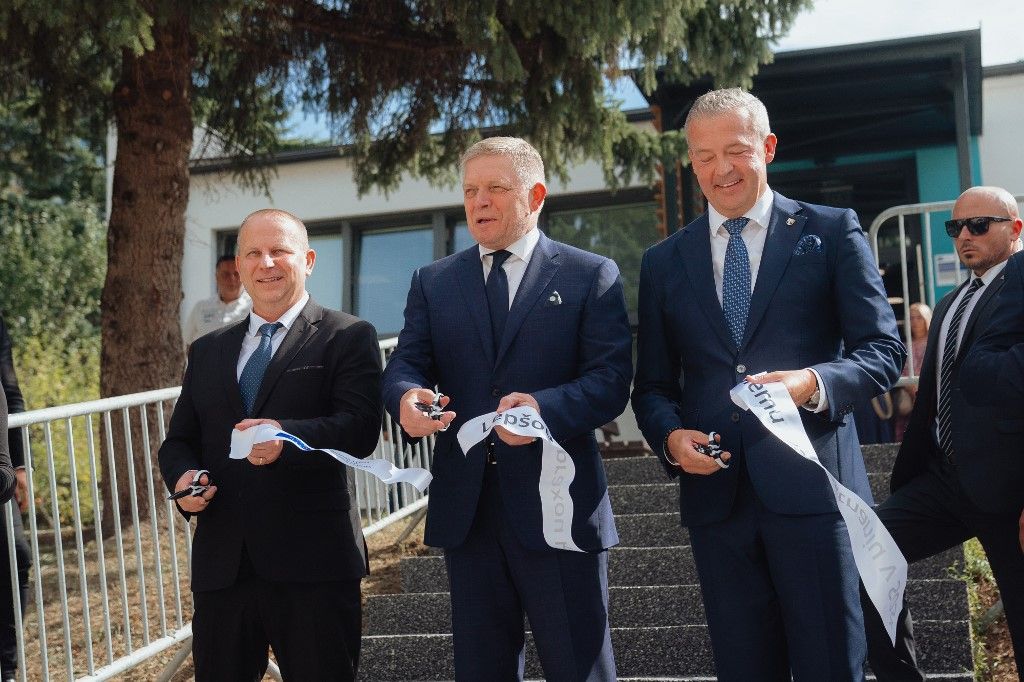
[2, 335, 433, 681]
[867, 195, 1024, 387]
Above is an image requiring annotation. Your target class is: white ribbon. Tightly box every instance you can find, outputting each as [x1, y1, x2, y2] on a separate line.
[729, 380, 907, 644]
[229, 424, 433, 492]
[457, 406, 583, 552]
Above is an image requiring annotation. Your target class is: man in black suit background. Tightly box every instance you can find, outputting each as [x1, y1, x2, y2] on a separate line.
[0, 316, 29, 682]
[865, 186, 1024, 679]
[159, 209, 383, 681]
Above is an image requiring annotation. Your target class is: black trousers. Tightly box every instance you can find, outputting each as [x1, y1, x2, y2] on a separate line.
[192, 550, 362, 682]
[864, 457, 1024, 681]
[0, 506, 29, 679]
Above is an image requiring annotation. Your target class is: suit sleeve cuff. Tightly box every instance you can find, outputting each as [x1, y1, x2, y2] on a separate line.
[801, 368, 829, 413]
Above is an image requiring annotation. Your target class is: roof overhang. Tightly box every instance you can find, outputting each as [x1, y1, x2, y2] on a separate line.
[645, 30, 983, 163]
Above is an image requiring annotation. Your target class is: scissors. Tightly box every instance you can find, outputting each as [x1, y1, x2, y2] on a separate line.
[414, 393, 448, 431]
[167, 469, 212, 500]
[693, 431, 729, 469]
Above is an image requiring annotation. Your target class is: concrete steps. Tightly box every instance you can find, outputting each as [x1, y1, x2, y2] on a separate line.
[358, 445, 975, 680]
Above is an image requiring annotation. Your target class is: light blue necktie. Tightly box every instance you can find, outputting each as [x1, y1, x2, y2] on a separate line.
[722, 217, 751, 347]
[239, 321, 282, 416]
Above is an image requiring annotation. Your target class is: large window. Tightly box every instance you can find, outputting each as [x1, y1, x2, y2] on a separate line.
[306, 233, 344, 311]
[356, 226, 434, 336]
[545, 202, 659, 314]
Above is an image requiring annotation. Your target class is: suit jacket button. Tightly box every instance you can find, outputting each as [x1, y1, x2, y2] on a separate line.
[491, 388, 500, 397]
[736, 364, 747, 374]
[731, 412, 740, 422]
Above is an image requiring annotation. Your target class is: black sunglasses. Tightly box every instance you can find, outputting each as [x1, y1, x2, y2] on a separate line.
[944, 216, 1012, 238]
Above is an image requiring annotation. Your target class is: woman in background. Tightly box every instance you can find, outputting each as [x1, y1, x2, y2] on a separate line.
[894, 302, 932, 442]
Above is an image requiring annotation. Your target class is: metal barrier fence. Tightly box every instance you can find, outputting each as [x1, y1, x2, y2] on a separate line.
[866, 195, 1024, 388]
[2, 336, 433, 680]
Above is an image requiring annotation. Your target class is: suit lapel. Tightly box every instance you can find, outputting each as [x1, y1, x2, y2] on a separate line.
[220, 319, 249, 419]
[495, 232, 559, 366]
[454, 247, 496, 367]
[677, 216, 735, 352]
[914, 291, 956, 419]
[251, 299, 321, 416]
[744, 196, 805, 346]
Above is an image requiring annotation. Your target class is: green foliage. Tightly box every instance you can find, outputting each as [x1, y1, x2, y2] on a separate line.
[960, 538, 995, 677]
[0, 191, 106, 350]
[2, 0, 812, 197]
[14, 336, 101, 528]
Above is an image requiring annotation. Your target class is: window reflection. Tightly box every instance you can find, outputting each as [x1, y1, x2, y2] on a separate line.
[545, 203, 659, 314]
[306, 234, 343, 311]
[357, 226, 433, 335]
[452, 221, 475, 254]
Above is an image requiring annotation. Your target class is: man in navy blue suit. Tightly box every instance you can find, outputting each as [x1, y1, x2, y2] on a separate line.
[631, 89, 904, 681]
[382, 137, 632, 681]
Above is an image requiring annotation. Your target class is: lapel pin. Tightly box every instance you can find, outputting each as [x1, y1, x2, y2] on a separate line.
[548, 291, 562, 305]
[786, 217, 796, 226]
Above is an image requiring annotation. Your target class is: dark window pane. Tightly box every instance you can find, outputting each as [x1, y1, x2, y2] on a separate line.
[545, 203, 660, 313]
[357, 227, 433, 335]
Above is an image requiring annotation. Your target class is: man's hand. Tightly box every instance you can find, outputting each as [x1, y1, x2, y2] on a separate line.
[495, 392, 540, 446]
[172, 470, 217, 513]
[666, 429, 732, 475]
[1018, 507, 1023, 555]
[747, 369, 818, 407]
[400, 388, 455, 437]
[13, 468, 28, 513]
[235, 418, 284, 466]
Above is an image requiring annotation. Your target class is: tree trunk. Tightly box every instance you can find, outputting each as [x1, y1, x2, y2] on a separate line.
[100, 7, 193, 530]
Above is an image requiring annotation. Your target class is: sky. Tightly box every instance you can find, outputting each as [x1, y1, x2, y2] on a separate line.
[776, 0, 1024, 66]
[285, 0, 1024, 140]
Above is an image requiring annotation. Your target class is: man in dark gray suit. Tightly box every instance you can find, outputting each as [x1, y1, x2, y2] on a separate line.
[866, 186, 1024, 680]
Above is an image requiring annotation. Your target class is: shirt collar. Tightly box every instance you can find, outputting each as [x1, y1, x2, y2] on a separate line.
[478, 227, 540, 265]
[975, 258, 1009, 288]
[708, 187, 775, 235]
[248, 291, 309, 336]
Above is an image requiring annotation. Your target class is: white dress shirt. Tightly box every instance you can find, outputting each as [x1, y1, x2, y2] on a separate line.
[707, 188, 827, 411]
[236, 292, 310, 380]
[479, 227, 541, 307]
[708, 188, 774, 306]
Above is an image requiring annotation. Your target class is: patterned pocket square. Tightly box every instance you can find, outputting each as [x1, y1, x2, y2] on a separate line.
[793, 234, 823, 256]
[544, 290, 562, 306]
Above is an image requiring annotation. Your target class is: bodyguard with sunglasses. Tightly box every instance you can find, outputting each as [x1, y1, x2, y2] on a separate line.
[864, 186, 1024, 680]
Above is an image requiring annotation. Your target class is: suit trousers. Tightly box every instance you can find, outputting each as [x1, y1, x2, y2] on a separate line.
[688, 467, 867, 682]
[444, 465, 616, 681]
[0, 506, 29, 678]
[864, 457, 1024, 681]
[191, 548, 362, 682]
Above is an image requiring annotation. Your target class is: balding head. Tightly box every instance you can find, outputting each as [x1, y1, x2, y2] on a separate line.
[239, 208, 309, 250]
[950, 186, 1023, 277]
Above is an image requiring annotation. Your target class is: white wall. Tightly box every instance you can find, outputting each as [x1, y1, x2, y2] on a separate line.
[184, 154, 643, 325]
[979, 67, 1024, 195]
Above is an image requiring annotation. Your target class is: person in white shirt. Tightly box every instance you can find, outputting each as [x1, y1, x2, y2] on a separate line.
[183, 255, 251, 347]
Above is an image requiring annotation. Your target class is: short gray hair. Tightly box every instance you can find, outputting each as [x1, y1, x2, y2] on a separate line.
[460, 136, 546, 188]
[684, 88, 772, 141]
[239, 208, 310, 250]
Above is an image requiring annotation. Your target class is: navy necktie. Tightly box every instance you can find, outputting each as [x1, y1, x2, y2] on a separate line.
[937, 277, 984, 459]
[486, 250, 512, 354]
[722, 217, 752, 347]
[239, 321, 283, 416]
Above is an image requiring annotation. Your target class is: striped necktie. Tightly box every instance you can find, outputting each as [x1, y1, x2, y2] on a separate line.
[937, 277, 984, 459]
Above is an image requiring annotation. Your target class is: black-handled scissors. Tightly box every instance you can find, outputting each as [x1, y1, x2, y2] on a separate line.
[168, 469, 212, 500]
